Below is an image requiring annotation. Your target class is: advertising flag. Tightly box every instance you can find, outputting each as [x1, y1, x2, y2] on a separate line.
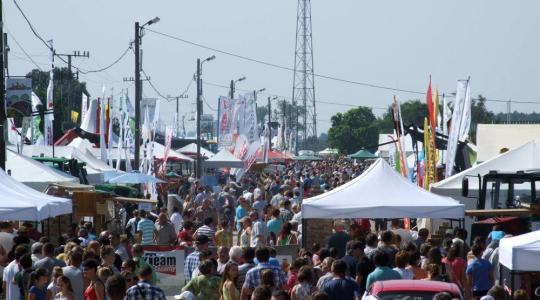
[445, 79, 471, 177]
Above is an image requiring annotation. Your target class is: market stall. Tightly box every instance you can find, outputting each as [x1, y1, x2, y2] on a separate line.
[499, 230, 540, 297]
[202, 148, 244, 169]
[302, 158, 464, 219]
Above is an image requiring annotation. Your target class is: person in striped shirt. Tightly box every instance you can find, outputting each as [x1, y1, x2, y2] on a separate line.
[137, 210, 156, 245]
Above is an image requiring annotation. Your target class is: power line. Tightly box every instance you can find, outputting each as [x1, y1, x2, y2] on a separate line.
[146, 28, 428, 95]
[13, 0, 131, 74]
[147, 28, 540, 106]
[202, 80, 387, 111]
[140, 69, 170, 101]
[4, 28, 43, 71]
[201, 95, 216, 111]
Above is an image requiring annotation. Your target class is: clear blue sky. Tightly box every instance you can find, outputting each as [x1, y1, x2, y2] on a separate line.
[5, 0, 540, 133]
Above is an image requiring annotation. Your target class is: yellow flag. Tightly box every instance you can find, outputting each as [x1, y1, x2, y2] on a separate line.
[71, 110, 79, 123]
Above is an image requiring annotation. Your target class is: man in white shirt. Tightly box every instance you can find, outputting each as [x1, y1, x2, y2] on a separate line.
[62, 251, 85, 300]
[125, 209, 140, 238]
[250, 211, 268, 247]
[0, 222, 14, 256]
[3, 246, 27, 300]
[169, 206, 183, 233]
[390, 219, 412, 248]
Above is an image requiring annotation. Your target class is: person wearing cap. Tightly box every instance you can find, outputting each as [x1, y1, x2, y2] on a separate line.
[184, 235, 210, 282]
[31, 242, 44, 264]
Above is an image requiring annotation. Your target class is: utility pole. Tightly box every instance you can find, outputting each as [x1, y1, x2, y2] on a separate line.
[56, 51, 89, 76]
[196, 58, 202, 178]
[229, 80, 234, 99]
[134, 21, 141, 171]
[0, 0, 6, 169]
[167, 94, 188, 137]
[3, 33, 8, 77]
[195, 55, 215, 178]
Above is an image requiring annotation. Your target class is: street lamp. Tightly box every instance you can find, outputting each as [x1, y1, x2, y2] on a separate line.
[134, 16, 160, 171]
[196, 55, 216, 178]
[253, 88, 265, 102]
[229, 76, 246, 99]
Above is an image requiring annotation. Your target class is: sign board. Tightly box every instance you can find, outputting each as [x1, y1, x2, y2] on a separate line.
[142, 245, 185, 289]
[6, 77, 33, 116]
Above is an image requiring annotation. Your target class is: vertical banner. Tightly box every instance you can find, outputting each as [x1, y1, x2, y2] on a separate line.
[161, 126, 173, 173]
[217, 96, 235, 150]
[81, 93, 88, 125]
[44, 113, 54, 146]
[231, 93, 260, 178]
[100, 96, 108, 162]
[445, 79, 471, 177]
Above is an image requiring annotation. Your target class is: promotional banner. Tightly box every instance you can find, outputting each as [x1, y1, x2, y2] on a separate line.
[44, 113, 54, 145]
[231, 93, 260, 178]
[141, 246, 185, 289]
[161, 126, 173, 173]
[100, 95, 108, 162]
[6, 78, 32, 116]
[445, 79, 471, 177]
[217, 96, 235, 150]
[46, 72, 54, 111]
[81, 93, 88, 125]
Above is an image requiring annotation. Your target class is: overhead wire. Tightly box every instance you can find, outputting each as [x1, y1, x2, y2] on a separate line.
[147, 28, 540, 106]
[4, 27, 43, 71]
[13, 0, 131, 74]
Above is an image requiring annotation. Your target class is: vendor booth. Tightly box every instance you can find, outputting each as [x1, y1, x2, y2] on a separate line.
[499, 230, 540, 297]
[302, 158, 464, 246]
[203, 148, 244, 169]
[6, 149, 78, 191]
[303, 158, 464, 219]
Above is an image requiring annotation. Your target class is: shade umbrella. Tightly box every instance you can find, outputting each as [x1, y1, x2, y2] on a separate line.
[107, 172, 166, 184]
[348, 149, 376, 160]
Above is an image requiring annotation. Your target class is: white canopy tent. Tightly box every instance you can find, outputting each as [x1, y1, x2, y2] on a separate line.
[177, 143, 214, 158]
[6, 149, 78, 191]
[499, 230, 540, 272]
[150, 142, 194, 161]
[302, 158, 464, 219]
[203, 149, 244, 168]
[0, 168, 72, 220]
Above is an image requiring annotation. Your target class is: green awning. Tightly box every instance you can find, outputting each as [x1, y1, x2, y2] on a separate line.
[348, 149, 376, 159]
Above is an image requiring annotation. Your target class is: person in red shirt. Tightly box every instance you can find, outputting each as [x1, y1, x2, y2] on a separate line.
[178, 221, 194, 246]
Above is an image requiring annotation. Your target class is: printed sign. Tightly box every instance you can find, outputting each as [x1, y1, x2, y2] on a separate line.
[142, 245, 185, 288]
[6, 77, 33, 116]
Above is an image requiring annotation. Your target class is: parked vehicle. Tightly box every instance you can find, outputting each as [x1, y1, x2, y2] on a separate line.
[364, 280, 463, 300]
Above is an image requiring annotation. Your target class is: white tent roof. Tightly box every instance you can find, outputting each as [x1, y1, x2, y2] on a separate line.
[0, 168, 72, 220]
[177, 143, 214, 157]
[150, 142, 194, 161]
[432, 141, 540, 191]
[6, 149, 78, 191]
[302, 158, 464, 219]
[499, 230, 540, 271]
[203, 149, 244, 168]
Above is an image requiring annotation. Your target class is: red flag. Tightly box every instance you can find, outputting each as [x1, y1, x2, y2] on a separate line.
[426, 76, 436, 131]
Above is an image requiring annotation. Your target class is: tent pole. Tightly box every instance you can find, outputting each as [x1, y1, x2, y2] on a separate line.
[499, 263, 503, 286]
[510, 271, 515, 298]
[301, 218, 306, 247]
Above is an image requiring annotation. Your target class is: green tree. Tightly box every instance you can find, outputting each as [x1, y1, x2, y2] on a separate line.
[376, 99, 429, 133]
[328, 106, 378, 154]
[469, 95, 495, 142]
[27, 68, 89, 139]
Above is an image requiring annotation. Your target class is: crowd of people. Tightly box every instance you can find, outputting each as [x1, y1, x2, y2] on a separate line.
[0, 158, 532, 300]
